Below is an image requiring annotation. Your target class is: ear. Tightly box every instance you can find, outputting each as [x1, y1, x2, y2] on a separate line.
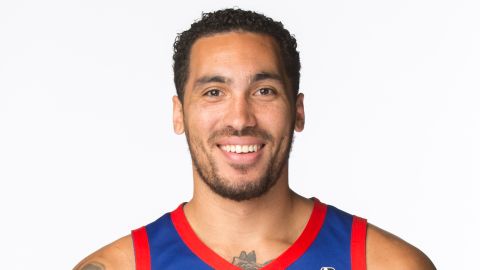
[294, 93, 305, 132]
[172, 95, 185, 134]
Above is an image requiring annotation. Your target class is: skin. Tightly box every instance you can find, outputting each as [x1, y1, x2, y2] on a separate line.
[74, 32, 436, 270]
[73, 236, 134, 270]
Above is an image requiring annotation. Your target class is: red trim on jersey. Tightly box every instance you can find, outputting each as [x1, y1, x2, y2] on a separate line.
[170, 198, 327, 270]
[263, 198, 327, 269]
[131, 226, 152, 270]
[170, 205, 240, 270]
[351, 216, 367, 270]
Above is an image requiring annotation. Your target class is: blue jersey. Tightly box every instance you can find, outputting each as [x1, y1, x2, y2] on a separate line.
[132, 199, 367, 270]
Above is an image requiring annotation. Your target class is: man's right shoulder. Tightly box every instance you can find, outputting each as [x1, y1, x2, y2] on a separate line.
[73, 235, 135, 270]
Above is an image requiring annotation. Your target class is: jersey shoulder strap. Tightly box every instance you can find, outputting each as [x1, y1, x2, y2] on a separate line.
[131, 226, 151, 270]
[351, 215, 367, 270]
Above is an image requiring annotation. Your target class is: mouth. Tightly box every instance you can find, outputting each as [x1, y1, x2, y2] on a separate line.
[216, 143, 266, 165]
[219, 144, 265, 153]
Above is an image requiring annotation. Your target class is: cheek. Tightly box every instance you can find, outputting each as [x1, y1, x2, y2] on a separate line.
[186, 104, 223, 132]
[257, 104, 293, 132]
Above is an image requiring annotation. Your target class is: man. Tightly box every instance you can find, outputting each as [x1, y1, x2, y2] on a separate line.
[75, 8, 436, 270]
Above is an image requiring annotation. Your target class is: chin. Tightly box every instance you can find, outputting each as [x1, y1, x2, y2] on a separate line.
[221, 168, 266, 183]
[213, 172, 277, 201]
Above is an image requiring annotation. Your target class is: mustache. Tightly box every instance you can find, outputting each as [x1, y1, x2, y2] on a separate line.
[208, 126, 273, 145]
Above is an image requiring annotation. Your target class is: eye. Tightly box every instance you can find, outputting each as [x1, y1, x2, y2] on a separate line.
[204, 89, 222, 97]
[255, 87, 275, 96]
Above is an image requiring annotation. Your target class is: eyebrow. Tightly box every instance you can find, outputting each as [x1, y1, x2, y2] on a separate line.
[251, 71, 283, 84]
[194, 71, 284, 88]
[194, 75, 230, 88]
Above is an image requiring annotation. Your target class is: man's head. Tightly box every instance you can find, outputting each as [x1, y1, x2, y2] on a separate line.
[172, 8, 305, 201]
[173, 8, 301, 102]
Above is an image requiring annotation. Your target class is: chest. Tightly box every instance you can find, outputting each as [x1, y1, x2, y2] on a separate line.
[132, 203, 365, 270]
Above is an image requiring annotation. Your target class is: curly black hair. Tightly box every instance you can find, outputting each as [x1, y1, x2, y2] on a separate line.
[173, 8, 301, 102]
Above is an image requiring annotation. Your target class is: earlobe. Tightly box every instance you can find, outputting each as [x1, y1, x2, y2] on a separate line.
[294, 93, 305, 132]
[172, 96, 185, 134]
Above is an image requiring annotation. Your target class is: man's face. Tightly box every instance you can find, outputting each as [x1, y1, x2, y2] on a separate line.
[173, 32, 305, 201]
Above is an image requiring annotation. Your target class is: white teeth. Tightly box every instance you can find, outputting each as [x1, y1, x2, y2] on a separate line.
[220, 144, 262, 153]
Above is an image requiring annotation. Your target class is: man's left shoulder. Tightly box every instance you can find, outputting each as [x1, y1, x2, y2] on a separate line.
[366, 223, 436, 270]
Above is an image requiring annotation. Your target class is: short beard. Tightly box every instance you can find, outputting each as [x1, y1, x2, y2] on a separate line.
[185, 126, 294, 202]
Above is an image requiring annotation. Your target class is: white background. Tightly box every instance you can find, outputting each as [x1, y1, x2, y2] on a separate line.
[0, 0, 479, 269]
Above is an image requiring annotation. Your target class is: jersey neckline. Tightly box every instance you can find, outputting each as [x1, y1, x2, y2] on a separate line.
[170, 198, 328, 270]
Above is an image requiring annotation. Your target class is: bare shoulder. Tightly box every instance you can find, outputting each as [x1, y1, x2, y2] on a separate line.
[366, 223, 436, 270]
[73, 235, 135, 270]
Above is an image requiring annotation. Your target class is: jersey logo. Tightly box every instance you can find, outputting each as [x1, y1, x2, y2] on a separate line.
[320, 267, 335, 270]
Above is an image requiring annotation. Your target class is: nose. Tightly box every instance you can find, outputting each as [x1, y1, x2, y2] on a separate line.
[223, 95, 257, 131]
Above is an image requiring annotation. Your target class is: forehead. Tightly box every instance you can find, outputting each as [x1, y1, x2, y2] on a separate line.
[188, 32, 284, 80]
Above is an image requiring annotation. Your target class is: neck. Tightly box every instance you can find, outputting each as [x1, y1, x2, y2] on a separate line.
[183, 166, 313, 261]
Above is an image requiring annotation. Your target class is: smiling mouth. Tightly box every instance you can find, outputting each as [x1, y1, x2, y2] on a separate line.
[218, 144, 265, 154]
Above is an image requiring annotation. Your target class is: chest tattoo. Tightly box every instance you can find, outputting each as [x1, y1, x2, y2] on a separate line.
[232, 250, 273, 270]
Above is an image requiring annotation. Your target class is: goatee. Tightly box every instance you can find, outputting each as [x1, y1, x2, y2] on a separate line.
[185, 126, 294, 201]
